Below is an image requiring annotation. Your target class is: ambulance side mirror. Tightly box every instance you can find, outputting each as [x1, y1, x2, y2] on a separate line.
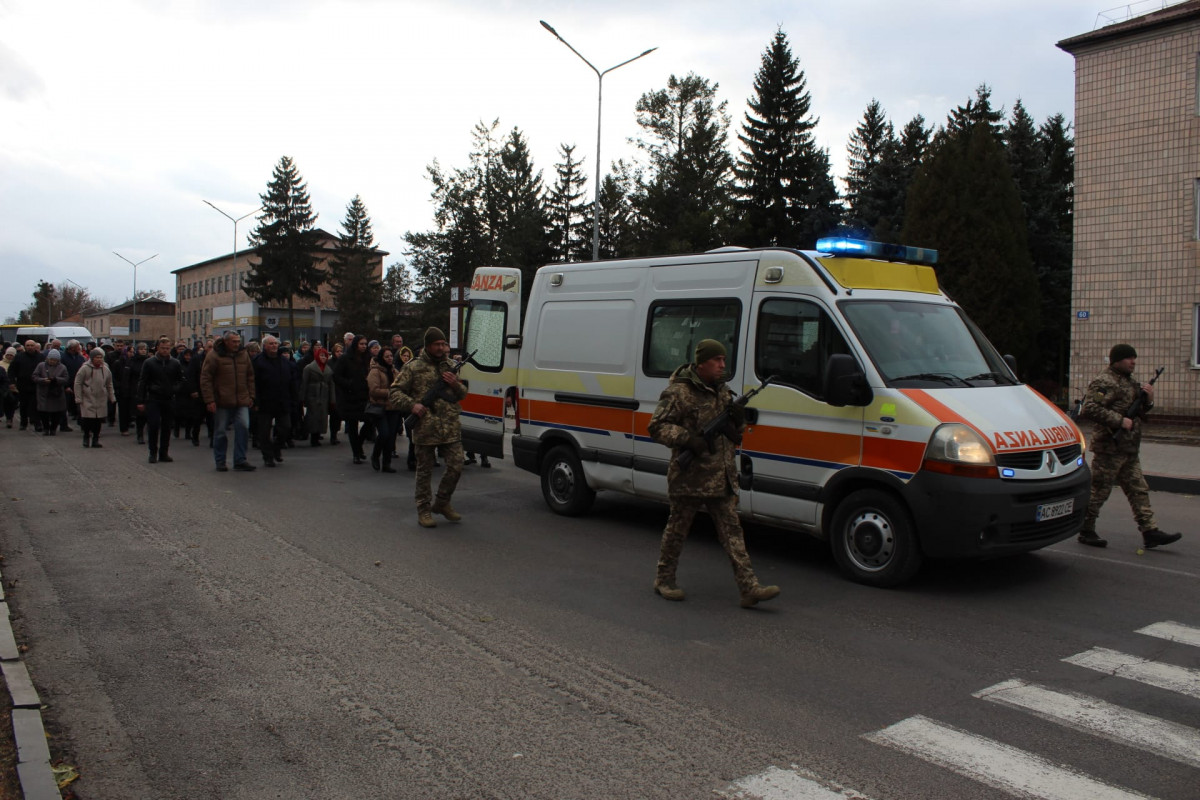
[1003, 354, 1017, 374]
[824, 354, 872, 407]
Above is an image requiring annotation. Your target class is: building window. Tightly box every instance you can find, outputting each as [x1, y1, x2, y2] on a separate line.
[1194, 305, 1200, 367]
[1195, 179, 1200, 239]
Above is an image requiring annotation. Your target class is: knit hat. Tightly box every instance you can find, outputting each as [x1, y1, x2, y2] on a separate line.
[89, 348, 105, 358]
[424, 327, 447, 347]
[1109, 343, 1137, 364]
[46, 349, 61, 361]
[367, 339, 380, 350]
[694, 339, 726, 364]
[3, 347, 15, 358]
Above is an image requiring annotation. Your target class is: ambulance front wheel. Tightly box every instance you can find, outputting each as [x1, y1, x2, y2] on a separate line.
[830, 489, 922, 587]
[541, 445, 596, 516]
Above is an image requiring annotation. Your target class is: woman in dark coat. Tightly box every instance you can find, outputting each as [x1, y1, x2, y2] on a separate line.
[174, 348, 205, 446]
[32, 349, 69, 435]
[301, 347, 333, 446]
[332, 335, 371, 464]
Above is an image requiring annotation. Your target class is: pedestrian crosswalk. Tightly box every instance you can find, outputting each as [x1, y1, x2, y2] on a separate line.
[719, 620, 1199, 800]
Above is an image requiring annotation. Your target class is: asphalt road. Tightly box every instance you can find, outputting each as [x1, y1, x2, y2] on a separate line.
[2, 428, 1197, 799]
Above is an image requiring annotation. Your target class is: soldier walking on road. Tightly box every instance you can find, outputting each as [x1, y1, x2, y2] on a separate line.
[390, 327, 467, 528]
[1078, 343, 1182, 549]
[647, 339, 780, 608]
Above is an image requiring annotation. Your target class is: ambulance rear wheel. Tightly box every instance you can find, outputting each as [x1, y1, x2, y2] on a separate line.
[830, 489, 922, 587]
[541, 445, 595, 516]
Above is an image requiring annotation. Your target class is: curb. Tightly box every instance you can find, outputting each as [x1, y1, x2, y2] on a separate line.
[0, 571, 62, 800]
[1146, 473, 1200, 495]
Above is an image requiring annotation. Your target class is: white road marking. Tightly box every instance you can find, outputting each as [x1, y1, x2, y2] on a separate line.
[1064, 647, 1200, 699]
[1137, 620, 1200, 648]
[865, 715, 1151, 799]
[1044, 547, 1200, 579]
[975, 678, 1200, 769]
[718, 766, 874, 799]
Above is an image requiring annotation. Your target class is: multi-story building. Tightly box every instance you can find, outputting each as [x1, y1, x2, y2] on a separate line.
[172, 229, 386, 346]
[1059, 1, 1200, 417]
[83, 298, 177, 344]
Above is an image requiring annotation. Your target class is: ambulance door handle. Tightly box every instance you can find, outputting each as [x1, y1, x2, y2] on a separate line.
[738, 454, 754, 491]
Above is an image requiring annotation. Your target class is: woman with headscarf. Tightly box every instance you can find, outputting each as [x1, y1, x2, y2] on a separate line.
[301, 346, 333, 446]
[327, 342, 344, 445]
[73, 348, 116, 447]
[367, 347, 401, 472]
[0, 346, 17, 428]
[32, 348, 69, 435]
[332, 334, 371, 463]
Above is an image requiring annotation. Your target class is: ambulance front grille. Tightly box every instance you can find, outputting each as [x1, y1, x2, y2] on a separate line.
[995, 443, 1082, 472]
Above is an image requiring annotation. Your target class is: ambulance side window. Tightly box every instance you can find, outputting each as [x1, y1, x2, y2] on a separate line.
[644, 300, 740, 376]
[463, 300, 506, 371]
[755, 298, 851, 399]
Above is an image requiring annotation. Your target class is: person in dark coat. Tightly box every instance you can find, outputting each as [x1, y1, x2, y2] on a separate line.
[60, 340, 86, 431]
[121, 342, 150, 441]
[301, 346, 333, 446]
[137, 337, 184, 463]
[252, 335, 294, 467]
[32, 349, 69, 435]
[173, 347, 205, 446]
[9, 340, 44, 431]
[332, 334, 371, 464]
[0, 347, 16, 428]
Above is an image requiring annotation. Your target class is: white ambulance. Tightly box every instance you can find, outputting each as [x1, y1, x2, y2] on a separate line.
[458, 239, 1089, 586]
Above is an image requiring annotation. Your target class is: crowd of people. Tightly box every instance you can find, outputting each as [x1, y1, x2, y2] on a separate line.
[1, 328, 490, 524]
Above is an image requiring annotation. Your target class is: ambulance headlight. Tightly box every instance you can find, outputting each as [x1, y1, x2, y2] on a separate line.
[922, 424, 997, 478]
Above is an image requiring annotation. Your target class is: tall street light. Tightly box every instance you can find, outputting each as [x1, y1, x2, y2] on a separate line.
[540, 20, 655, 261]
[204, 200, 262, 333]
[112, 251, 158, 341]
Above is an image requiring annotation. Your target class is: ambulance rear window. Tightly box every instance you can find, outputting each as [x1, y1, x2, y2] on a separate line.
[644, 300, 740, 377]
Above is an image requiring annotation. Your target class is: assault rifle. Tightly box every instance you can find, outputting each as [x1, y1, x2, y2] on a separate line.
[404, 349, 477, 429]
[677, 375, 774, 471]
[1113, 366, 1164, 443]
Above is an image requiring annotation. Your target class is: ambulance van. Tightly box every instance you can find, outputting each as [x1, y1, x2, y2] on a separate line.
[458, 239, 1089, 586]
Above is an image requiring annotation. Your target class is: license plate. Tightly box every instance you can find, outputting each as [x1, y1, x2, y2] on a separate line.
[1036, 498, 1074, 522]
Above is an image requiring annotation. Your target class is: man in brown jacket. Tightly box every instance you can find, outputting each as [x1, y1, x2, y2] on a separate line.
[200, 330, 256, 472]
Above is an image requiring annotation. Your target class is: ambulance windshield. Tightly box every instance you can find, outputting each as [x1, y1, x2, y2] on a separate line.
[840, 300, 1015, 387]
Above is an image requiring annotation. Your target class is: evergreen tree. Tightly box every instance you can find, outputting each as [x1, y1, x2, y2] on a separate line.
[844, 99, 896, 235]
[947, 84, 1006, 142]
[587, 160, 639, 259]
[328, 195, 382, 339]
[495, 127, 552, 288]
[546, 144, 590, 262]
[245, 156, 324, 341]
[733, 29, 840, 248]
[904, 120, 1040, 364]
[633, 72, 735, 254]
[378, 262, 416, 336]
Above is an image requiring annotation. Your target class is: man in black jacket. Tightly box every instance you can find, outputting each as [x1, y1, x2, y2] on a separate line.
[252, 335, 293, 467]
[138, 336, 184, 463]
[9, 340, 43, 431]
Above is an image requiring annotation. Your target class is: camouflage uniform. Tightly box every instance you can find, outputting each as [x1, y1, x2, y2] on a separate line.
[390, 350, 467, 513]
[1081, 365, 1156, 533]
[647, 364, 757, 593]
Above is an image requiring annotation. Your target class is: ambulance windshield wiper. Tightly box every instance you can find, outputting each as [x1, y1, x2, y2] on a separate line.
[963, 371, 1017, 385]
[891, 372, 968, 386]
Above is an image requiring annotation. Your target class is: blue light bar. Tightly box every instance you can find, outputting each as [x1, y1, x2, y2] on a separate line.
[1001, 468, 1016, 478]
[815, 237, 938, 266]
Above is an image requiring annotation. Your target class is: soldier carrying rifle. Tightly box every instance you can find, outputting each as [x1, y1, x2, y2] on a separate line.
[1077, 343, 1181, 549]
[647, 339, 781, 607]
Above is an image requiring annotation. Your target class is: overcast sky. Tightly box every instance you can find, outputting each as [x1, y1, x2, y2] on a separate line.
[0, 0, 1140, 322]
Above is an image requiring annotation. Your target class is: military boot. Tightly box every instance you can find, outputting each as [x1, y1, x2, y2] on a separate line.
[653, 582, 685, 601]
[418, 508, 437, 528]
[740, 584, 781, 608]
[1077, 530, 1108, 548]
[431, 497, 462, 521]
[1143, 528, 1182, 548]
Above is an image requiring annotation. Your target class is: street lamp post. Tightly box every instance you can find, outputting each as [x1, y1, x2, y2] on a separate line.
[112, 252, 158, 342]
[540, 20, 656, 261]
[204, 200, 262, 335]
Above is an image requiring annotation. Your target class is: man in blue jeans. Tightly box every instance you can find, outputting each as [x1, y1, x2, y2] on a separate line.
[200, 330, 256, 472]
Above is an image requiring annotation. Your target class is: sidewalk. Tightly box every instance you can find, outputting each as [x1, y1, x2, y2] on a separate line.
[1140, 440, 1200, 494]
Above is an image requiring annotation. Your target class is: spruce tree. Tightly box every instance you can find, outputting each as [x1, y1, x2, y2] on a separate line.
[904, 121, 1040, 365]
[328, 195, 382, 340]
[378, 262, 415, 335]
[734, 29, 840, 248]
[495, 127, 552, 285]
[245, 156, 324, 342]
[546, 144, 589, 263]
[589, 160, 638, 259]
[844, 99, 896, 235]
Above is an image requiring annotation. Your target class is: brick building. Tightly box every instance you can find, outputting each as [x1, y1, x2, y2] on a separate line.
[1059, 1, 1200, 417]
[83, 298, 177, 344]
[172, 229, 386, 346]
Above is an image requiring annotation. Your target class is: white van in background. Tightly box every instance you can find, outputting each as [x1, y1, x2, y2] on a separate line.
[14, 326, 95, 347]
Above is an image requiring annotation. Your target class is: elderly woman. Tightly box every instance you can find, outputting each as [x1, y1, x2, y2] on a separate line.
[32, 348, 69, 435]
[74, 348, 116, 447]
[1, 346, 16, 428]
[301, 346, 333, 446]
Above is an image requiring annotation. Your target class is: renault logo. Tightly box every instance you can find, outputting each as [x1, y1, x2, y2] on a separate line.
[1045, 450, 1057, 474]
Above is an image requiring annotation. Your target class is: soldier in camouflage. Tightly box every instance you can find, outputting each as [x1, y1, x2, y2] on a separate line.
[647, 339, 780, 608]
[389, 327, 468, 528]
[1078, 343, 1181, 549]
